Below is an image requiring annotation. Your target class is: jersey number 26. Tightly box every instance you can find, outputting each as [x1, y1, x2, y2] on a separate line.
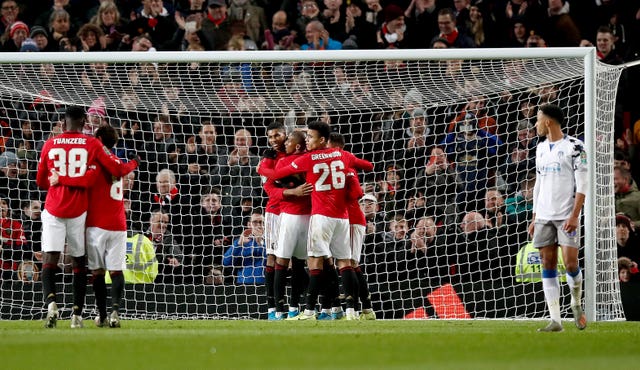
[313, 160, 345, 191]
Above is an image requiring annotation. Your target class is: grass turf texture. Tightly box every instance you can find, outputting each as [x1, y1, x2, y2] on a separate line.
[2, 320, 639, 369]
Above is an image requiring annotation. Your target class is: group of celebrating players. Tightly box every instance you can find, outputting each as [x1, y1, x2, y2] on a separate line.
[257, 121, 376, 320]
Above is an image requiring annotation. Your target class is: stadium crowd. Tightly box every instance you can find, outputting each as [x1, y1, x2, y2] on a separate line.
[0, 0, 639, 319]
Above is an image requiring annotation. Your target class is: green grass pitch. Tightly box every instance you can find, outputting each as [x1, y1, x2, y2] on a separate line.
[2, 320, 639, 369]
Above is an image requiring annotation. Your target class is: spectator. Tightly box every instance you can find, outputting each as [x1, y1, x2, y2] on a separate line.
[379, 214, 411, 283]
[482, 188, 507, 229]
[295, 0, 321, 46]
[1, 20, 28, 51]
[540, 0, 581, 47]
[89, 0, 127, 51]
[413, 146, 459, 226]
[0, 0, 20, 36]
[20, 199, 42, 258]
[584, 26, 623, 65]
[376, 164, 407, 215]
[77, 23, 106, 52]
[506, 19, 528, 47]
[616, 213, 640, 264]
[525, 31, 546, 48]
[146, 210, 184, 284]
[301, 20, 342, 50]
[220, 128, 261, 207]
[406, 215, 449, 285]
[440, 113, 501, 211]
[223, 211, 267, 285]
[377, 4, 406, 49]
[431, 8, 475, 48]
[505, 174, 535, 223]
[0, 196, 27, 280]
[321, 0, 347, 42]
[47, 8, 74, 49]
[501, 120, 537, 191]
[228, 0, 266, 45]
[0, 151, 32, 210]
[143, 114, 178, 178]
[128, 0, 177, 51]
[344, 0, 377, 50]
[200, 0, 231, 50]
[618, 257, 639, 283]
[614, 166, 640, 227]
[448, 95, 497, 137]
[183, 122, 225, 188]
[404, 0, 439, 49]
[263, 10, 296, 50]
[184, 187, 233, 283]
[29, 25, 53, 51]
[455, 211, 510, 285]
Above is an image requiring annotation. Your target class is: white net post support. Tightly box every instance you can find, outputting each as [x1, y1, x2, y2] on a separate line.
[0, 48, 625, 321]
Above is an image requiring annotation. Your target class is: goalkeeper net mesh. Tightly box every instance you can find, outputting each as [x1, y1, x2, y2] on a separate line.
[0, 51, 624, 320]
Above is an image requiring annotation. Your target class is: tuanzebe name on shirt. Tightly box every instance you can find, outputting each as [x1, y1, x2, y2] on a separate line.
[311, 151, 342, 161]
[53, 138, 87, 145]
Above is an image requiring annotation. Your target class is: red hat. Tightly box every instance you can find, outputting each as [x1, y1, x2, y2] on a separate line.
[9, 21, 29, 38]
[384, 4, 404, 23]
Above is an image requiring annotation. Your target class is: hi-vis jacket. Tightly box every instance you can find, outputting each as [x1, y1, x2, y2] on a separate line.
[107, 234, 158, 284]
[515, 242, 567, 283]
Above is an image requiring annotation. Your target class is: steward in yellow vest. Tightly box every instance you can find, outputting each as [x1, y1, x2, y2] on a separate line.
[107, 234, 158, 284]
[515, 242, 567, 282]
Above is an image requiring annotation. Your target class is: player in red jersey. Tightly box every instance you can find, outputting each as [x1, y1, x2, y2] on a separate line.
[269, 121, 373, 320]
[268, 130, 313, 320]
[257, 122, 287, 320]
[329, 133, 376, 320]
[51, 125, 136, 328]
[36, 106, 138, 328]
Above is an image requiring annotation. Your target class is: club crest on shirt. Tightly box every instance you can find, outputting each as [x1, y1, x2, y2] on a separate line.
[580, 151, 587, 165]
[557, 151, 564, 160]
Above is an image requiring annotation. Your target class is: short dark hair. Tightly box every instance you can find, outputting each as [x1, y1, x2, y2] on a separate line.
[539, 104, 564, 126]
[266, 122, 285, 132]
[65, 105, 85, 121]
[95, 125, 119, 149]
[289, 130, 307, 150]
[329, 132, 345, 148]
[307, 121, 331, 141]
[64, 105, 86, 130]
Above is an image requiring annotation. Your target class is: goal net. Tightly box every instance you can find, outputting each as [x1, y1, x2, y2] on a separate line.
[0, 49, 624, 321]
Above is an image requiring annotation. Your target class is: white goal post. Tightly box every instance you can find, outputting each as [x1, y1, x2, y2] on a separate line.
[0, 48, 624, 321]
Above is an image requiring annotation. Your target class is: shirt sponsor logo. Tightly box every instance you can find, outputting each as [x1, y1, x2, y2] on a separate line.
[541, 162, 561, 175]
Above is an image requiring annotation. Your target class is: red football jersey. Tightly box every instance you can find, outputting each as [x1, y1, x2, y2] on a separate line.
[36, 132, 138, 218]
[345, 169, 366, 226]
[276, 153, 311, 215]
[85, 152, 129, 230]
[258, 152, 286, 216]
[273, 148, 373, 219]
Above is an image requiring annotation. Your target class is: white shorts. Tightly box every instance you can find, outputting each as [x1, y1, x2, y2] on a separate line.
[86, 227, 127, 271]
[533, 219, 581, 249]
[41, 210, 86, 257]
[350, 224, 365, 264]
[276, 213, 309, 260]
[307, 214, 350, 260]
[264, 212, 280, 255]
